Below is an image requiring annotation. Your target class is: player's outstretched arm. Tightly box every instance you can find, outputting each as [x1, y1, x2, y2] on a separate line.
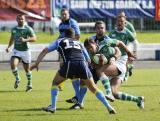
[117, 41, 136, 59]
[30, 48, 49, 71]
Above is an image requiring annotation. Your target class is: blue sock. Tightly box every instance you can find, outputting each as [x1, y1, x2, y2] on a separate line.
[95, 90, 112, 110]
[72, 79, 80, 98]
[78, 86, 87, 104]
[51, 87, 59, 110]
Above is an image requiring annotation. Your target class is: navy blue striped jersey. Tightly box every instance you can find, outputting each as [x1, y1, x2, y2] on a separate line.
[47, 38, 86, 62]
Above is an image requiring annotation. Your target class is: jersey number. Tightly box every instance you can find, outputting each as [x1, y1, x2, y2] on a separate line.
[64, 39, 81, 49]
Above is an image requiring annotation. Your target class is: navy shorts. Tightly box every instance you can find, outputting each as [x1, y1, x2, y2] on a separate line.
[89, 66, 99, 84]
[59, 61, 92, 80]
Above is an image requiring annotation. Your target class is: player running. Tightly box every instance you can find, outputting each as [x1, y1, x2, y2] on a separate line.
[6, 14, 37, 92]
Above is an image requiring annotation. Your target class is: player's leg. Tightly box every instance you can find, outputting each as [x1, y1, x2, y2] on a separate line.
[42, 72, 66, 113]
[78, 80, 87, 107]
[69, 61, 116, 114]
[84, 77, 116, 114]
[110, 77, 144, 109]
[10, 56, 21, 89]
[72, 79, 80, 100]
[70, 66, 100, 109]
[58, 57, 64, 90]
[124, 62, 129, 81]
[70, 80, 87, 109]
[23, 63, 32, 92]
[96, 64, 119, 102]
[66, 65, 98, 104]
[22, 50, 32, 92]
[128, 62, 134, 76]
[66, 79, 80, 103]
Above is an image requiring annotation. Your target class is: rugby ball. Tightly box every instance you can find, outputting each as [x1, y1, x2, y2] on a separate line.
[92, 54, 108, 65]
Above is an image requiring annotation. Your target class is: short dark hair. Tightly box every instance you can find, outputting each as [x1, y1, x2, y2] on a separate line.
[64, 28, 75, 38]
[95, 21, 105, 28]
[16, 14, 25, 20]
[61, 8, 69, 13]
[84, 38, 96, 48]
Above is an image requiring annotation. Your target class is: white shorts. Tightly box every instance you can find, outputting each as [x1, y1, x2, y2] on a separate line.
[109, 55, 128, 81]
[11, 49, 31, 64]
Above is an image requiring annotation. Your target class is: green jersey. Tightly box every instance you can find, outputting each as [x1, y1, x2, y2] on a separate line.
[125, 20, 136, 37]
[97, 38, 117, 60]
[109, 28, 135, 55]
[11, 25, 35, 51]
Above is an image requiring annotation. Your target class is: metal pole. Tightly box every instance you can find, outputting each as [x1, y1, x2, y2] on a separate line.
[140, 17, 144, 32]
[50, 0, 55, 34]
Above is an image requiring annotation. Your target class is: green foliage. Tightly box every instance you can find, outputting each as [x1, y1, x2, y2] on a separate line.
[0, 31, 160, 44]
[0, 69, 160, 121]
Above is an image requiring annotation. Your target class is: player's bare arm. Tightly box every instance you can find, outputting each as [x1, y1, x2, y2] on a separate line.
[117, 40, 136, 59]
[30, 47, 49, 71]
[19, 35, 37, 43]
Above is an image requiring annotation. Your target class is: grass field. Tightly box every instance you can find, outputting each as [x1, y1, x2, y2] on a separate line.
[0, 69, 160, 121]
[0, 31, 160, 44]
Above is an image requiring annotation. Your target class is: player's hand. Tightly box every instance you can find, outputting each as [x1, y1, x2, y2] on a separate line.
[6, 47, 11, 53]
[127, 51, 136, 59]
[128, 57, 136, 62]
[30, 63, 39, 71]
[19, 37, 27, 42]
[109, 57, 116, 65]
[98, 54, 105, 66]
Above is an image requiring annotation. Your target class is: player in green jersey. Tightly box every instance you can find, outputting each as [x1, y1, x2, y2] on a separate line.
[6, 14, 37, 92]
[109, 15, 138, 82]
[84, 38, 144, 109]
[107, 14, 144, 109]
[118, 11, 139, 81]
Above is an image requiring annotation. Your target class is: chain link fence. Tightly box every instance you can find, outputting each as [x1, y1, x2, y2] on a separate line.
[0, 18, 160, 33]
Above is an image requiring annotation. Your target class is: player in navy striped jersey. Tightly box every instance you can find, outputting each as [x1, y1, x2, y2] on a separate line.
[58, 8, 81, 103]
[30, 28, 116, 114]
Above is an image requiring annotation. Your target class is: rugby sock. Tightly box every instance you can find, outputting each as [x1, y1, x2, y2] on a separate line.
[26, 71, 32, 87]
[128, 64, 134, 76]
[58, 82, 64, 91]
[128, 64, 134, 69]
[124, 71, 129, 81]
[95, 90, 113, 111]
[99, 75, 112, 94]
[12, 68, 20, 81]
[78, 85, 87, 105]
[124, 64, 134, 81]
[117, 92, 139, 103]
[51, 86, 59, 109]
[72, 79, 80, 99]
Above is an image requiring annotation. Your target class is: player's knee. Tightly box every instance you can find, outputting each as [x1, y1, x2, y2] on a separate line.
[89, 84, 98, 94]
[112, 91, 119, 99]
[52, 81, 60, 86]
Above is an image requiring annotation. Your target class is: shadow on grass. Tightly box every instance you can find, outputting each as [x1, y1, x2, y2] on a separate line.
[122, 84, 160, 88]
[0, 90, 25, 93]
[0, 107, 83, 116]
[1, 107, 70, 112]
[0, 90, 49, 93]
